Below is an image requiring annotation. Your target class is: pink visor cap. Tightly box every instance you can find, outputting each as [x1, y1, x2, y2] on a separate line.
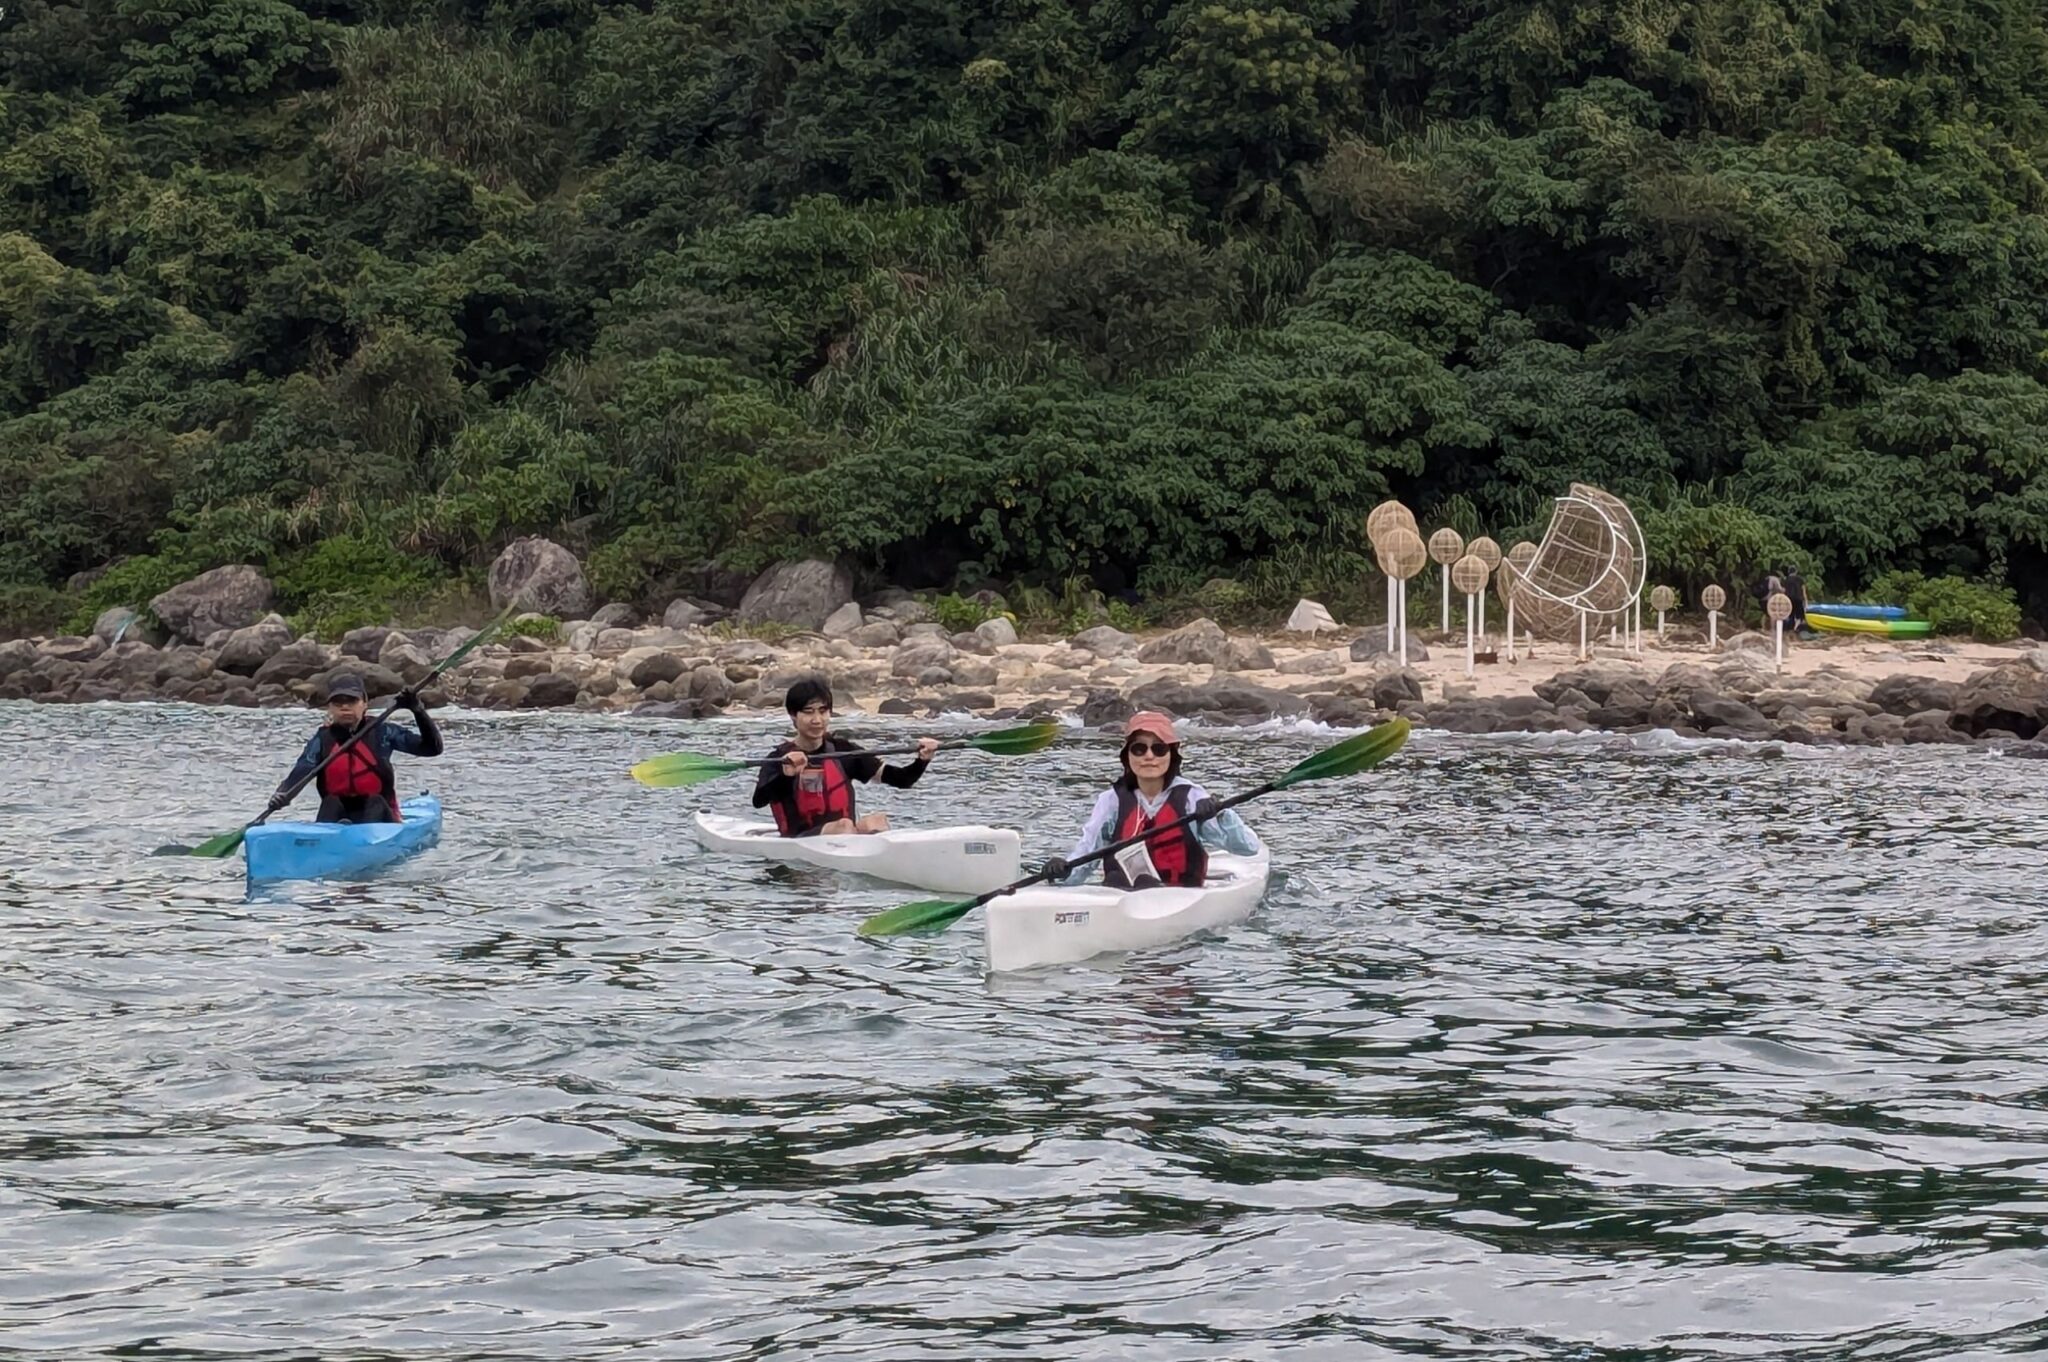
[1123, 711, 1181, 744]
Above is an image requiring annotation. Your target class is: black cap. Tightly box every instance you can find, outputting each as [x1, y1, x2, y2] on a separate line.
[325, 672, 366, 700]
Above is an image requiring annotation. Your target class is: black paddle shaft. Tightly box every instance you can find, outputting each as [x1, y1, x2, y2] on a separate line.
[750, 739, 962, 770]
[968, 779, 1275, 910]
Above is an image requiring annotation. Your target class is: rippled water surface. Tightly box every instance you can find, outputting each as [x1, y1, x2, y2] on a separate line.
[5, 700, 2047, 1360]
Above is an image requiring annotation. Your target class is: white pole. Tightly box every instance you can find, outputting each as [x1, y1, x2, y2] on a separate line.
[1773, 618, 1784, 669]
[1386, 575, 1396, 651]
[1709, 610, 1719, 648]
[1635, 599, 1643, 653]
[1465, 595, 1476, 677]
[1479, 589, 1488, 652]
[1657, 609, 1666, 639]
[1441, 571, 1450, 634]
[1506, 591, 1517, 661]
[1397, 579, 1408, 666]
[1578, 610, 1588, 660]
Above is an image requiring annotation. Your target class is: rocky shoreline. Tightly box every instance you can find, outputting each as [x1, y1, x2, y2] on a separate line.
[5, 597, 2047, 754]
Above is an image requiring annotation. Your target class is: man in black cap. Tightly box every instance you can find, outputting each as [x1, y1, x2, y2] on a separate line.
[270, 674, 443, 824]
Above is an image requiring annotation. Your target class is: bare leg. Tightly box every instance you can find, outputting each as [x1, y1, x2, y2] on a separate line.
[855, 813, 890, 834]
[818, 817, 858, 835]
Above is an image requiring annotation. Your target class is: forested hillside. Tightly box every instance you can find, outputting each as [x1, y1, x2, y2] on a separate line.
[4, 0, 2046, 637]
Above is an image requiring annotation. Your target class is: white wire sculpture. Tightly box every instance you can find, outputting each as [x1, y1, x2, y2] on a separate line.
[1507, 484, 1647, 653]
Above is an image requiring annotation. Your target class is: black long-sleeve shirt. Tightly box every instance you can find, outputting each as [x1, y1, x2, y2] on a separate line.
[752, 735, 928, 833]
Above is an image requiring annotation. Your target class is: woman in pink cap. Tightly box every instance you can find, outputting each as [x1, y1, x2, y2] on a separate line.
[1039, 711, 1262, 888]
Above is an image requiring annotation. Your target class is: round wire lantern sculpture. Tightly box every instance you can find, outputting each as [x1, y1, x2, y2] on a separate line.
[1507, 484, 1648, 640]
[1367, 500, 1416, 550]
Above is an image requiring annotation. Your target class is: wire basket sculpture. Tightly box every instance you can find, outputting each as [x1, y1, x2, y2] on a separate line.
[1507, 484, 1648, 640]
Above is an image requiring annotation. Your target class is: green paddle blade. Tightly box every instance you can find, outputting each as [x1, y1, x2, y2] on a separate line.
[858, 896, 977, 939]
[630, 753, 750, 788]
[190, 828, 248, 858]
[963, 720, 1062, 755]
[1271, 717, 1411, 789]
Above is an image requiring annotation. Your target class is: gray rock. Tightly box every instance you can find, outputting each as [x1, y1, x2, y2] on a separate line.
[252, 641, 336, 687]
[565, 621, 603, 653]
[583, 671, 619, 698]
[950, 657, 999, 687]
[974, 616, 1019, 649]
[628, 652, 688, 688]
[878, 697, 919, 715]
[380, 641, 435, 686]
[150, 565, 274, 640]
[1535, 664, 1653, 707]
[714, 640, 779, 666]
[1309, 695, 1380, 727]
[940, 691, 998, 712]
[1137, 619, 1230, 667]
[489, 537, 591, 618]
[505, 654, 556, 681]
[590, 602, 639, 629]
[1867, 675, 1957, 716]
[915, 665, 954, 687]
[1277, 648, 1347, 677]
[521, 673, 581, 708]
[1222, 638, 1277, 671]
[1945, 662, 2045, 738]
[1846, 712, 1908, 745]
[737, 559, 853, 632]
[1430, 702, 1504, 734]
[591, 627, 639, 656]
[1372, 670, 1425, 709]
[1689, 693, 1771, 734]
[688, 665, 734, 708]
[950, 630, 996, 656]
[216, 616, 295, 675]
[661, 598, 711, 630]
[340, 626, 391, 663]
[902, 621, 949, 640]
[1072, 625, 1138, 657]
[93, 605, 161, 647]
[1904, 709, 1969, 744]
[39, 635, 106, 663]
[1717, 630, 1776, 656]
[849, 621, 902, 649]
[0, 638, 39, 678]
[505, 635, 551, 655]
[1080, 689, 1134, 726]
[153, 648, 213, 685]
[1349, 633, 1431, 663]
[81, 641, 162, 684]
[875, 599, 935, 626]
[1128, 677, 1309, 724]
[821, 601, 865, 638]
[891, 637, 956, 679]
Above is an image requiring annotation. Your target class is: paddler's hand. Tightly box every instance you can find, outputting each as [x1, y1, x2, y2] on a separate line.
[914, 737, 939, 762]
[1191, 797, 1221, 822]
[265, 790, 291, 813]
[781, 750, 808, 777]
[1041, 856, 1070, 882]
[398, 687, 423, 713]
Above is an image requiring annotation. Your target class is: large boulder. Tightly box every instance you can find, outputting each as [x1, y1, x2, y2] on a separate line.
[1137, 618, 1230, 667]
[81, 641, 162, 685]
[379, 640, 435, 686]
[153, 649, 214, 686]
[93, 605, 162, 647]
[316, 662, 406, 701]
[974, 616, 1019, 649]
[1277, 649, 1346, 677]
[950, 657, 999, 687]
[150, 566, 274, 640]
[848, 621, 904, 651]
[1222, 638, 1277, 671]
[340, 626, 391, 663]
[661, 598, 713, 630]
[628, 651, 689, 689]
[688, 665, 734, 707]
[39, 634, 105, 663]
[253, 641, 336, 687]
[489, 537, 591, 618]
[1072, 625, 1138, 657]
[1689, 692, 1771, 735]
[0, 638, 41, 678]
[1372, 670, 1425, 709]
[515, 673, 579, 707]
[1868, 674, 1959, 719]
[1949, 660, 2048, 739]
[1129, 677, 1309, 725]
[891, 636, 957, 679]
[736, 559, 853, 631]
[589, 602, 638, 629]
[215, 615, 295, 675]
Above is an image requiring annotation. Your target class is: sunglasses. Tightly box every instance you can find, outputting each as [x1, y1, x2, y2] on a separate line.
[1124, 740, 1176, 758]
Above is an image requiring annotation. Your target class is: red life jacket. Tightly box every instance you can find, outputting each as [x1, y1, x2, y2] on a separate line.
[316, 727, 398, 813]
[770, 739, 855, 835]
[1105, 781, 1207, 888]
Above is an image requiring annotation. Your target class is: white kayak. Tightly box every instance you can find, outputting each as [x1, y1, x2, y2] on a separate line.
[691, 812, 1022, 894]
[981, 848, 1272, 972]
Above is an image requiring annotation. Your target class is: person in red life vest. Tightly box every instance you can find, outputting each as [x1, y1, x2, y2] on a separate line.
[268, 672, 444, 824]
[752, 678, 939, 836]
[1039, 711, 1261, 888]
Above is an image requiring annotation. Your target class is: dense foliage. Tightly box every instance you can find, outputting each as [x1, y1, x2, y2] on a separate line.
[4, 0, 2046, 633]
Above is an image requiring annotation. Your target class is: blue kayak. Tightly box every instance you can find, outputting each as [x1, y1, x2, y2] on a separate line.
[244, 795, 442, 884]
[1807, 603, 1906, 620]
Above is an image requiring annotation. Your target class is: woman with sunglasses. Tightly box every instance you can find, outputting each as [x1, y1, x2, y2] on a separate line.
[1040, 712, 1261, 888]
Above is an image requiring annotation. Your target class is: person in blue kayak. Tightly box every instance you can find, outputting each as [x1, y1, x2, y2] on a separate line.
[754, 678, 939, 836]
[1040, 711, 1261, 888]
[269, 672, 443, 824]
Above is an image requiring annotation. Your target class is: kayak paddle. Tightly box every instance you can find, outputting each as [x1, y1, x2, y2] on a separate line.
[856, 717, 1412, 939]
[629, 720, 1062, 788]
[155, 603, 520, 857]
